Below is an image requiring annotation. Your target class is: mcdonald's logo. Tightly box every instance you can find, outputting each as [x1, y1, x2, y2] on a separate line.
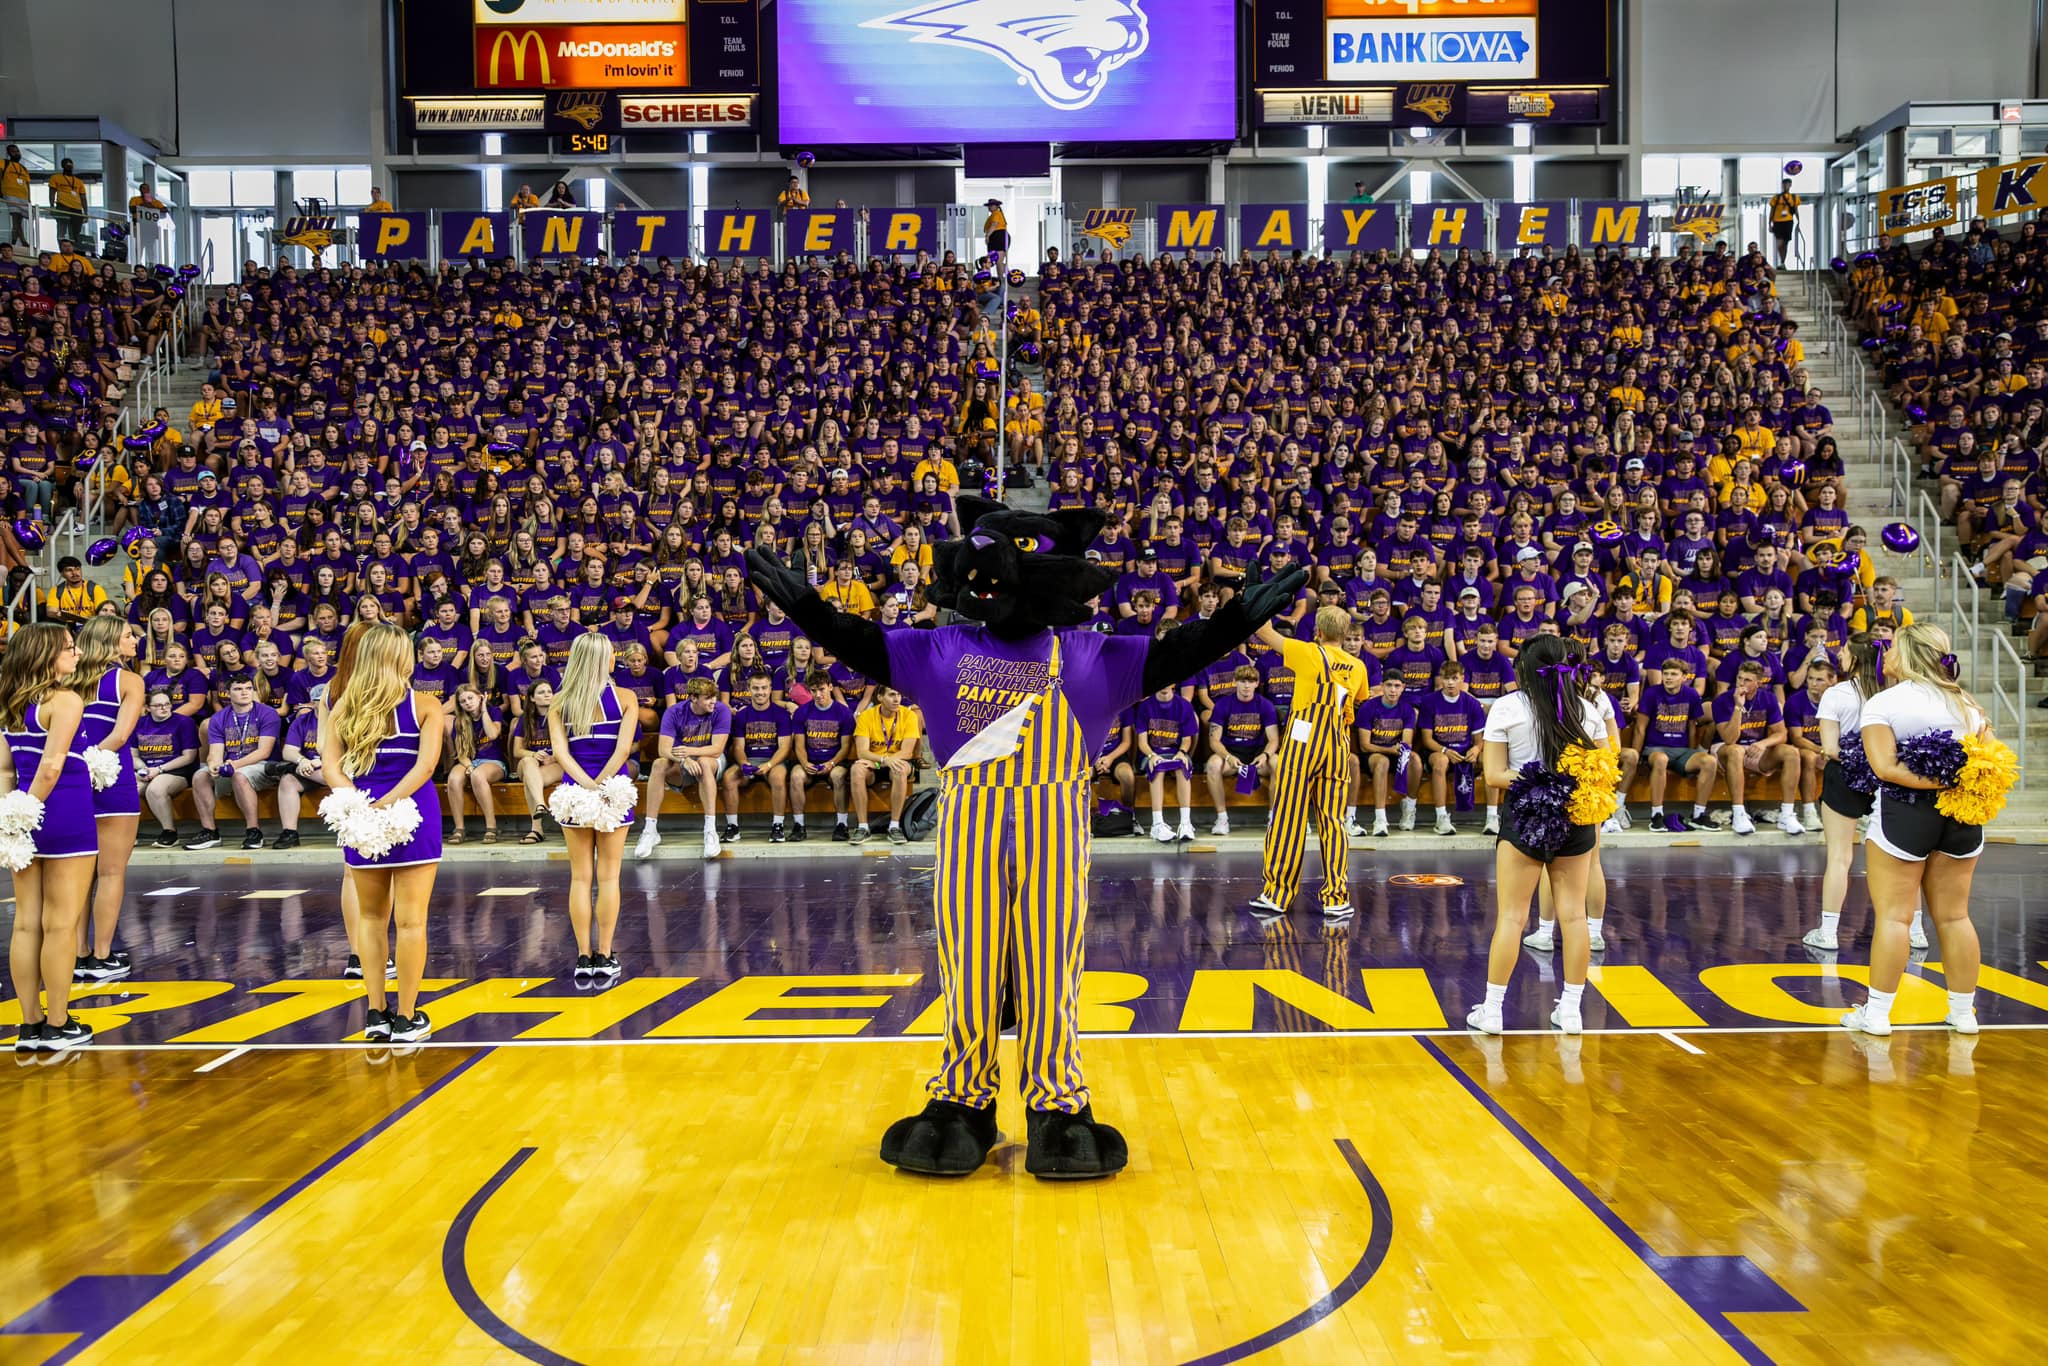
[484, 28, 551, 86]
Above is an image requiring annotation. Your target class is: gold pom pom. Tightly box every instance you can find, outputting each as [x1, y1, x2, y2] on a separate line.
[1559, 743, 1622, 827]
[1936, 732, 2019, 827]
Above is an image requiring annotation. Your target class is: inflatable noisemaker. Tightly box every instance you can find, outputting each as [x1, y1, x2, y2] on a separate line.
[85, 537, 118, 567]
[14, 520, 44, 552]
[123, 433, 153, 451]
[973, 265, 995, 286]
[1015, 341, 1043, 365]
[1784, 159, 1803, 174]
[1778, 459, 1806, 487]
[153, 265, 174, 279]
[1881, 522, 1922, 555]
[1830, 256, 1848, 273]
[1007, 268, 1026, 287]
[1906, 404, 1927, 423]
[120, 527, 151, 553]
[179, 263, 202, 279]
[796, 150, 816, 168]
[73, 452, 96, 473]
[1589, 519, 1623, 546]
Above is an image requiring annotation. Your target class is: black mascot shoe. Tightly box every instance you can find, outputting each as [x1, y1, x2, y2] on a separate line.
[878, 1098, 999, 1176]
[1024, 1104, 1128, 1180]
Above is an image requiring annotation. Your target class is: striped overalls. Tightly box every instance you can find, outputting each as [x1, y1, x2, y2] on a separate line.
[929, 638, 1094, 1114]
[1261, 645, 1355, 912]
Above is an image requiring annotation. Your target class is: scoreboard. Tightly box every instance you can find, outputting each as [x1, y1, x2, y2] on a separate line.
[1253, 0, 1612, 127]
[398, 0, 761, 135]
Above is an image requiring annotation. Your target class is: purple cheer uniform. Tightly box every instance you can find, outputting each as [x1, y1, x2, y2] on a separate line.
[343, 692, 442, 870]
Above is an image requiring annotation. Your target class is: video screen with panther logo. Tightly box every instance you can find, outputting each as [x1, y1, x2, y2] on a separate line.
[775, 0, 1238, 144]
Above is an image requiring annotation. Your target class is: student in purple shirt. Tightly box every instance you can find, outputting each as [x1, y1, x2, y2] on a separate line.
[1461, 623, 1515, 705]
[1635, 666, 1719, 833]
[1383, 615, 1449, 692]
[186, 677, 283, 850]
[1713, 624, 1788, 703]
[1134, 683, 1199, 843]
[1201, 665, 1277, 836]
[1416, 663, 1486, 834]
[720, 673, 793, 842]
[638, 676, 733, 859]
[1355, 674, 1419, 836]
[1711, 660, 1803, 837]
[782, 669, 857, 841]
[410, 635, 461, 704]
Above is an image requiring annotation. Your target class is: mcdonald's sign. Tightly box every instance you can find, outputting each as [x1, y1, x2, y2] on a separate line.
[474, 23, 687, 90]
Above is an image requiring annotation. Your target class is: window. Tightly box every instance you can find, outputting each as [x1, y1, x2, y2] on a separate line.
[292, 170, 337, 204]
[232, 170, 274, 208]
[585, 176, 607, 212]
[1641, 155, 1724, 199]
[187, 169, 234, 208]
[482, 167, 504, 213]
[336, 167, 373, 205]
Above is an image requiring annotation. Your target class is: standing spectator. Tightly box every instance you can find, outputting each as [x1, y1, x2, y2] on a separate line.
[777, 175, 810, 217]
[1768, 178, 1800, 267]
[0, 144, 28, 245]
[49, 158, 88, 252]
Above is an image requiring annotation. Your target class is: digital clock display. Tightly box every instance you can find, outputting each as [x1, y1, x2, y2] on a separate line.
[563, 132, 615, 155]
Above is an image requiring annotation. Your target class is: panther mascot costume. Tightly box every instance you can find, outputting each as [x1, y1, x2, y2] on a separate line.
[748, 497, 1304, 1179]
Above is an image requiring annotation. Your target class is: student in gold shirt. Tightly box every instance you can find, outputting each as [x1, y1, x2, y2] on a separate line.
[849, 686, 922, 842]
[1768, 178, 1800, 266]
[366, 188, 394, 212]
[776, 176, 810, 216]
[49, 158, 89, 250]
[1, 144, 29, 246]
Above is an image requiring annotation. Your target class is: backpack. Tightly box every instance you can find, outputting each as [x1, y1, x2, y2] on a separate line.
[902, 787, 941, 840]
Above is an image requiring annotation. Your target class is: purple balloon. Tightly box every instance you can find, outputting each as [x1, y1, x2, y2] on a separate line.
[67, 378, 91, 401]
[86, 537, 118, 567]
[1015, 340, 1043, 366]
[1784, 159, 1803, 175]
[1006, 268, 1026, 287]
[796, 150, 816, 169]
[1881, 522, 1922, 555]
[1830, 257, 1848, 273]
[1779, 459, 1807, 487]
[1906, 404, 1927, 423]
[1589, 518, 1624, 546]
[167, 284, 185, 299]
[120, 527, 151, 552]
[1861, 337, 1884, 350]
[13, 520, 43, 552]
[74, 452, 96, 473]
[178, 263, 202, 279]
[123, 434, 154, 451]
[973, 266, 994, 286]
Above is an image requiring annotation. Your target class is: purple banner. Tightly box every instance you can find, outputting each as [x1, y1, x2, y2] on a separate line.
[1321, 204, 1399, 254]
[869, 207, 940, 257]
[359, 212, 429, 261]
[1239, 203, 1307, 252]
[521, 211, 604, 259]
[439, 212, 512, 259]
[783, 208, 858, 258]
[704, 209, 770, 258]
[1156, 204, 1225, 255]
[612, 210, 692, 259]
[1498, 201, 1570, 248]
[1409, 203, 1483, 252]
[1577, 200, 1651, 247]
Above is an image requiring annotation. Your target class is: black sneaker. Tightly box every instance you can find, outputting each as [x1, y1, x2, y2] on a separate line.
[45, 1018, 94, 1050]
[343, 954, 364, 980]
[389, 1010, 432, 1043]
[788, 822, 807, 843]
[1680, 813, 1714, 832]
[723, 821, 741, 842]
[770, 823, 786, 843]
[594, 953, 622, 981]
[73, 955, 94, 983]
[74, 955, 129, 983]
[888, 825, 908, 844]
[241, 829, 265, 850]
[833, 822, 849, 842]
[13, 1022, 43, 1054]
[362, 1008, 392, 1042]
[183, 831, 222, 850]
[153, 829, 179, 848]
[99, 950, 132, 979]
[573, 954, 596, 980]
[272, 829, 300, 850]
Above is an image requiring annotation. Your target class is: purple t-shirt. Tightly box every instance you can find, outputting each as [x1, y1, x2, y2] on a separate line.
[730, 701, 791, 764]
[1640, 685, 1706, 749]
[794, 699, 856, 766]
[1416, 691, 1487, 752]
[660, 700, 731, 751]
[1209, 693, 1277, 756]
[131, 712, 200, 769]
[1133, 694, 1199, 758]
[1711, 689, 1783, 745]
[882, 625, 1147, 768]
[204, 703, 283, 761]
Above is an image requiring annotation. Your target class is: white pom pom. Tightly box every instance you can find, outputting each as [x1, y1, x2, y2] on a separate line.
[319, 787, 373, 833]
[0, 789, 47, 840]
[548, 782, 606, 829]
[319, 789, 424, 859]
[0, 830, 34, 872]
[595, 775, 638, 832]
[82, 746, 121, 791]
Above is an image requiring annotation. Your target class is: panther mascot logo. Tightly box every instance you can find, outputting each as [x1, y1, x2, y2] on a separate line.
[864, 0, 1150, 111]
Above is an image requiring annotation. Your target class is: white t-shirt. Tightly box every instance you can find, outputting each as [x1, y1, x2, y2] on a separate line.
[1817, 680, 1865, 737]
[1859, 679, 1984, 743]
[1482, 690, 1609, 770]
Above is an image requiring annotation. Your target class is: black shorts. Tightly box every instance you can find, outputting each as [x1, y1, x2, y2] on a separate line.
[1820, 759, 1873, 819]
[1771, 221, 1795, 240]
[1497, 812, 1598, 865]
[1868, 793, 1983, 863]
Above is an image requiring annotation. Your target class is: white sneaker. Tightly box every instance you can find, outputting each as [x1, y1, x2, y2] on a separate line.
[701, 830, 720, 861]
[1588, 925, 1607, 953]
[1909, 917, 1930, 950]
[1841, 1003, 1893, 1036]
[1322, 903, 1354, 921]
[1946, 1006, 1981, 1035]
[634, 824, 661, 860]
[1550, 999, 1584, 1035]
[1211, 814, 1230, 836]
[1247, 894, 1286, 916]
[1177, 818, 1197, 842]
[1802, 925, 1839, 951]
[1523, 924, 1555, 951]
[1801, 803, 1823, 833]
[1151, 819, 1175, 843]
[1776, 808, 1805, 837]
[1398, 799, 1417, 832]
[1615, 805, 1632, 830]
[1731, 808, 1756, 836]
[1370, 815, 1390, 837]
[1466, 1002, 1504, 1035]
[1600, 816, 1623, 835]
[1435, 812, 1456, 836]
[1483, 813, 1500, 835]
[1344, 816, 1368, 838]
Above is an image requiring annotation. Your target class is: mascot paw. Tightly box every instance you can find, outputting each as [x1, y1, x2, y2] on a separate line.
[1024, 1105, 1128, 1181]
[879, 1098, 998, 1176]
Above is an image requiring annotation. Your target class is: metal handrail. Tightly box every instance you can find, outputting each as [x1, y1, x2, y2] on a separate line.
[1987, 628, 2030, 789]
[3, 569, 40, 631]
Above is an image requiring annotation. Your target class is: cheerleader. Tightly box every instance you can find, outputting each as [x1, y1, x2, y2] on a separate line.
[1468, 635, 1610, 1036]
[69, 616, 144, 981]
[1522, 669, 1621, 955]
[1, 623, 98, 1052]
[319, 623, 444, 1043]
[549, 633, 639, 982]
[1842, 623, 1989, 1036]
[1803, 634, 1920, 953]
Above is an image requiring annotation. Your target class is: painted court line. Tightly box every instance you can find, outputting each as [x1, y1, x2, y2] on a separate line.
[1660, 1032, 1707, 1055]
[193, 1047, 249, 1072]
[238, 890, 310, 900]
[145, 887, 200, 897]
[52, 1021, 2048, 1053]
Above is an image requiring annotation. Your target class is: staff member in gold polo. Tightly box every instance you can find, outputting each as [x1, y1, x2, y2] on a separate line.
[1769, 178, 1801, 267]
[1248, 604, 1372, 919]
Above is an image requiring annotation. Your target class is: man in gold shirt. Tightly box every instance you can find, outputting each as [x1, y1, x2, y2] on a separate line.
[1, 144, 29, 246]
[49, 158, 89, 253]
[366, 188, 394, 212]
[849, 686, 922, 843]
[1249, 605, 1373, 918]
[983, 199, 1008, 256]
[1768, 178, 1800, 267]
[776, 175, 810, 217]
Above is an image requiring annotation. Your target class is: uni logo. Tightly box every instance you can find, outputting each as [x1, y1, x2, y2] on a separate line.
[487, 28, 551, 85]
[553, 91, 608, 129]
[1404, 84, 1455, 123]
[1671, 200, 1724, 240]
[1079, 207, 1135, 249]
[276, 198, 340, 260]
[864, 0, 1151, 112]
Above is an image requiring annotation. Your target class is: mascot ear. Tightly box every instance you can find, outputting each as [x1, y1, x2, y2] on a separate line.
[953, 494, 1006, 532]
[1042, 507, 1106, 558]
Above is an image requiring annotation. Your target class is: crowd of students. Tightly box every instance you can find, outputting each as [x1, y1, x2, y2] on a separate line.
[0, 224, 1939, 850]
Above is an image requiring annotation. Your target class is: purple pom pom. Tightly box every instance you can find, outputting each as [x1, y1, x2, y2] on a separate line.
[1503, 763, 1576, 857]
[86, 537, 118, 566]
[1881, 522, 1922, 555]
[1836, 733, 1877, 796]
[1235, 762, 1261, 796]
[1884, 730, 1968, 804]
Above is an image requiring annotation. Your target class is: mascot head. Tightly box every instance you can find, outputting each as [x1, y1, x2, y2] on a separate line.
[932, 496, 1117, 640]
